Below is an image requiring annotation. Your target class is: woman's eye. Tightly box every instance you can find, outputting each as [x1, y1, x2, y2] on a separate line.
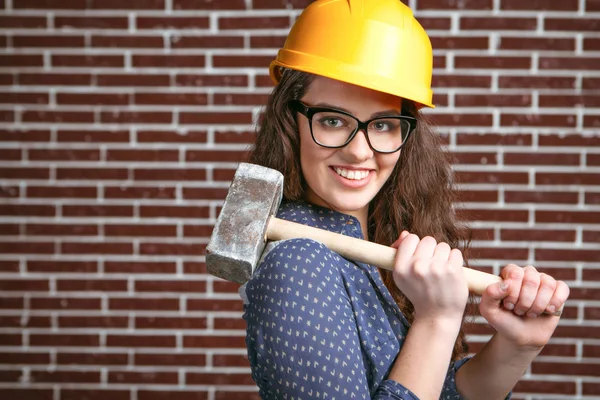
[321, 118, 344, 128]
[371, 119, 401, 133]
[373, 122, 391, 131]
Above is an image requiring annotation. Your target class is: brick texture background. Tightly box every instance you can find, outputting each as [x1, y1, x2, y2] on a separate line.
[0, 0, 599, 398]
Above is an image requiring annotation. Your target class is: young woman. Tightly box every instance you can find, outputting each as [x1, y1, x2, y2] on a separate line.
[241, 1, 570, 398]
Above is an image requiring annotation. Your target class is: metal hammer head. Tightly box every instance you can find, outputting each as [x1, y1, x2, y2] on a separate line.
[206, 163, 284, 284]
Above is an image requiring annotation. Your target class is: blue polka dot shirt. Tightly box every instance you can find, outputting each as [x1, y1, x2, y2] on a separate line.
[242, 200, 471, 399]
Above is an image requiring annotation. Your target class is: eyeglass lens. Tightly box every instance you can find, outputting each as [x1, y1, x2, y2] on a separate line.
[310, 111, 410, 152]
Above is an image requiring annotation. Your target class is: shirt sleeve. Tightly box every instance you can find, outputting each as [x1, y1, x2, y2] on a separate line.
[244, 238, 427, 400]
[373, 357, 475, 399]
[440, 357, 471, 399]
[373, 380, 421, 399]
[441, 356, 511, 400]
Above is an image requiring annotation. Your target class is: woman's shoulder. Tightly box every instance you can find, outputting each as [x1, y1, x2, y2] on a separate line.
[243, 200, 368, 301]
[249, 237, 347, 288]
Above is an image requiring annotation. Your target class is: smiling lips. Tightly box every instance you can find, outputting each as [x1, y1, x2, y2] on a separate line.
[333, 167, 370, 180]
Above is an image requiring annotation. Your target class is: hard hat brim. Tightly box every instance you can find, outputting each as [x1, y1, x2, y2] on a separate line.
[270, 54, 435, 109]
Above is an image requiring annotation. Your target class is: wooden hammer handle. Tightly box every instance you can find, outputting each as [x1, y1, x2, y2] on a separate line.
[267, 216, 562, 316]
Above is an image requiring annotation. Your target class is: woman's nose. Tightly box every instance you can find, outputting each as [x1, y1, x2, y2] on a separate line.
[342, 129, 374, 161]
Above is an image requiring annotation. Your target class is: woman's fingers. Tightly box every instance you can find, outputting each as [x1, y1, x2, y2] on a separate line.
[394, 234, 458, 279]
[411, 237, 438, 279]
[513, 265, 541, 316]
[485, 279, 511, 301]
[498, 264, 570, 318]
[413, 236, 438, 260]
[526, 273, 556, 318]
[390, 230, 410, 249]
[500, 264, 524, 311]
[433, 241, 452, 264]
[393, 232, 421, 275]
[480, 279, 511, 319]
[547, 280, 570, 315]
[392, 233, 468, 321]
[447, 248, 464, 269]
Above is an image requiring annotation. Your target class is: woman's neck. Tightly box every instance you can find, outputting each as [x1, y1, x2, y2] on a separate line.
[301, 195, 370, 240]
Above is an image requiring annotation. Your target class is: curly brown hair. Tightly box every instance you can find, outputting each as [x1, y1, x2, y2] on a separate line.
[248, 68, 473, 362]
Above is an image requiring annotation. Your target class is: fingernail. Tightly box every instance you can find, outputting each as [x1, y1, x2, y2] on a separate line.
[500, 281, 509, 291]
[515, 309, 524, 316]
[527, 312, 538, 318]
[505, 302, 514, 310]
[547, 305, 556, 313]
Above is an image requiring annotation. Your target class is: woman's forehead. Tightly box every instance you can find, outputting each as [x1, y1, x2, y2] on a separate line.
[302, 75, 402, 113]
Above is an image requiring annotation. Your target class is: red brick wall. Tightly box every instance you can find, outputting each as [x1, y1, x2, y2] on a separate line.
[0, 0, 598, 398]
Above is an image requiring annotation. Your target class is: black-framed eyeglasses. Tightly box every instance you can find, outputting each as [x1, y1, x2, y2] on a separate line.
[289, 100, 417, 154]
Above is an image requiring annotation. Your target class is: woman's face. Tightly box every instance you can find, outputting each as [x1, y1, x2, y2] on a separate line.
[297, 76, 403, 220]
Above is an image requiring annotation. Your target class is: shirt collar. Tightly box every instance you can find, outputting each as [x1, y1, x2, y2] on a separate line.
[276, 200, 365, 240]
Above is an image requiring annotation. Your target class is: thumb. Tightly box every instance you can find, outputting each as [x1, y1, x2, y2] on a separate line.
[481, 279, 511, 308]
[391, 230, 410, 249]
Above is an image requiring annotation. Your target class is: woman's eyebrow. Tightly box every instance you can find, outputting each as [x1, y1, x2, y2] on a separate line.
[314, 102, 402, 118]
[371, 109, 403, 118]
[314, 102, 351, 112]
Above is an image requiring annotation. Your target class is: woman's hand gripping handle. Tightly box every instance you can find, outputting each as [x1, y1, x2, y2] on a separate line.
[390, 231, 469, 325]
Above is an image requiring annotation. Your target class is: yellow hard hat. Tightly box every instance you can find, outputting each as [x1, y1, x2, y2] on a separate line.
[270, 0, 434, 108]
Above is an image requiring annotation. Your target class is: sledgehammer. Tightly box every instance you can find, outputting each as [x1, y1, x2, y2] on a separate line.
[206, 163, 562, 316]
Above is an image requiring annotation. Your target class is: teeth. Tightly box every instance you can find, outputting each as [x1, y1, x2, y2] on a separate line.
[334, 168, 369, 180]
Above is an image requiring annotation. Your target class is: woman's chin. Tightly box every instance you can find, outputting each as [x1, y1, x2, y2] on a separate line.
[304, 184, 375, 217]
[326, 198, 371, 217]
